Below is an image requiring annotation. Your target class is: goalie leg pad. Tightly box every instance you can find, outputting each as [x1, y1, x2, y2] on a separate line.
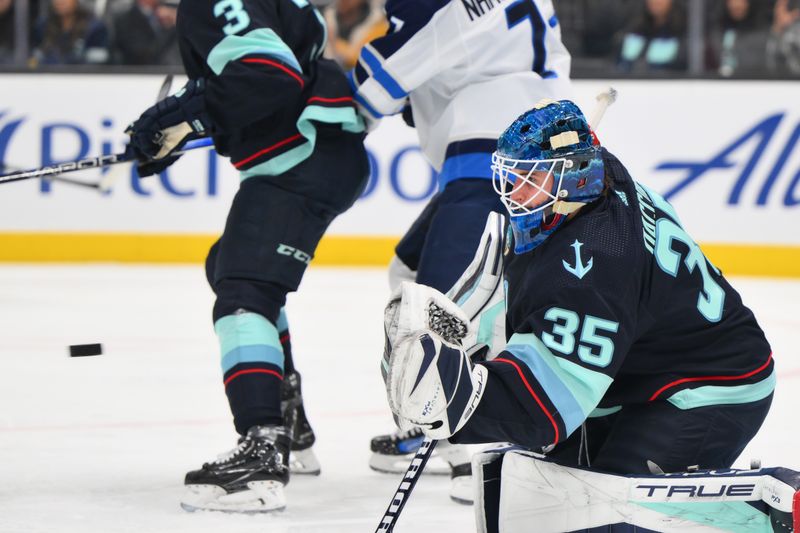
[475, 448, 800, 533]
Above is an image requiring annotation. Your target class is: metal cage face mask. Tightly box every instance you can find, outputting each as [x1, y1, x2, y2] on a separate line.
[491, 152, 569, 218]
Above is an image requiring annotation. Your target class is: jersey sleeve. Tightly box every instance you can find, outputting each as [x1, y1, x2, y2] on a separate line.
[348, 0, 460, 120]
[177, 0, 323, 133]
[455, 245, 642, 448]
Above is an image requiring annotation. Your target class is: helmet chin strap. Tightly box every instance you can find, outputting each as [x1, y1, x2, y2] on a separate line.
[552, 199, 586, 215]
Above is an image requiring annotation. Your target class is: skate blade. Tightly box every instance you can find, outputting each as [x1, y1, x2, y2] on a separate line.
[180, 480, 286, 513]
[289, 447, 321, 476]
[368, 452, 452, 475]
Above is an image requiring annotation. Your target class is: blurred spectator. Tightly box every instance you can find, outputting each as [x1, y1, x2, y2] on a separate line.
[323, 0, 387, 70]
[557, 0, 634, 61]
[0, 0, 13, 64]
[112, 0, 181, 66]
[617, 0, 687, 72]
[1, 0, 40, 65]
[706, 0, 769, 76]
[768, 0, 800, 74]
[31, 0, 109, 65]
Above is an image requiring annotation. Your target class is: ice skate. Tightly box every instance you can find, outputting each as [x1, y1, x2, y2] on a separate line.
[282, 371, 321, 475]
[181, 425, 290, 513]
[369, 427, 474, 503]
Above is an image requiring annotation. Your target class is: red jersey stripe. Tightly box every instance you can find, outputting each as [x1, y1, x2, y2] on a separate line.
[648, 353, 773, 402]
[241, 58, 304, 87]
[233, 133, 304, 169]
[494, 357, 560, 445]
[224, 368, 283, 386]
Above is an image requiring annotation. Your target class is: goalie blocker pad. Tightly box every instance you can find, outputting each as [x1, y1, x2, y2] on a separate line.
[475, 447, 800, 533]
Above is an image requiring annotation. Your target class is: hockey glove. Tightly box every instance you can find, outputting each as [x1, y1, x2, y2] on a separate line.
[382, 282, 488, 440]
[125, 78, 213, 177]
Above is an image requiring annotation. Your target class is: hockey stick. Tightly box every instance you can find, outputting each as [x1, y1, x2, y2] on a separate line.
[0, 138, 214, 186]
[0, 74, 184, 192]
[374, 214, 505, 533]
[589, 87, 617, 131]
[0, 163, 104, 190]
[375, 438, 438, 533]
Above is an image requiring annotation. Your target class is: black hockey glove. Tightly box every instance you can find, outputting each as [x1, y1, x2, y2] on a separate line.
[125, 78, 213, 177]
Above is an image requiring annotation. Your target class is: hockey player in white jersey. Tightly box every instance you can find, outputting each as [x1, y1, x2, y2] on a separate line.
[349, 0, 574, 502]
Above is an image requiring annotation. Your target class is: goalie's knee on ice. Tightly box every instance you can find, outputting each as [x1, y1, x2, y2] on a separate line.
[474, 448, 800, 533]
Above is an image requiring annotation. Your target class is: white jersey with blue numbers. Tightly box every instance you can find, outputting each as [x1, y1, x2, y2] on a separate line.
[350, 0, 573, 188]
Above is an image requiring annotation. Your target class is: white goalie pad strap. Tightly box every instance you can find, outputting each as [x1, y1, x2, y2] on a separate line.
[445, 212, 507, 358]
[475, 449, 800, 533]
[387, 331, 488, 440]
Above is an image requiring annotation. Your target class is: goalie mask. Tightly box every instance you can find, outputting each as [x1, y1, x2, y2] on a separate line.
[491, 99, 604, 254]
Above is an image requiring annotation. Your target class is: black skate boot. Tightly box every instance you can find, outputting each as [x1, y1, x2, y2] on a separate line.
[370, 427, 474, 504]
[281, 371, 321, 475]
[181, 425, 291, 513]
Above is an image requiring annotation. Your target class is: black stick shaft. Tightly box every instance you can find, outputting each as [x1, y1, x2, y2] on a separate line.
[0, 154, 127, 184]
[375, 438, 438, 533]
[0, 138, 213, 185]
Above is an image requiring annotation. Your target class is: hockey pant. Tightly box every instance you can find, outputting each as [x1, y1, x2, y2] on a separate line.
[206, 130, 369, 434]
[394, 178, 506, 293]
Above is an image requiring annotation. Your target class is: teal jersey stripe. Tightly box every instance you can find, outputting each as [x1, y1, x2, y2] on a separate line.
[665, 369, 776, 410]
[276, 307, 288, 332]
[477, 300, 505, 347]
[221, 345, 283, 373]
[588, 405, 622, 418]
[506, 342, 586, 434]
[508, 333, 613, 426]
[240, 104, 365, 179]
[214, 312, 284, 372]
[634, 501, 769, 533]
[207, 28, 302, 76]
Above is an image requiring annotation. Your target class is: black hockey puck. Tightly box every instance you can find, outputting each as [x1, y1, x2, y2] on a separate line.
[69, 344, 103, 357]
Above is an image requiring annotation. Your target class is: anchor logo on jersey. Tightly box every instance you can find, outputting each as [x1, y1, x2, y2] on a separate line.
[563, 240, 593, 279]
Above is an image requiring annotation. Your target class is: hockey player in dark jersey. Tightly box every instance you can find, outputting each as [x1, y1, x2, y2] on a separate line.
[381, 100, 780, 529]
[124, 0, 369, 513]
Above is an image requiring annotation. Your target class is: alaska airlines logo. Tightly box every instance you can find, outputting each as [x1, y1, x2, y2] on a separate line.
[657, 113, 800, 206]
[563, 240, 593, 279]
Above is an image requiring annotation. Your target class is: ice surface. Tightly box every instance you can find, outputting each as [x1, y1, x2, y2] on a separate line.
[0, 266, 797, 533]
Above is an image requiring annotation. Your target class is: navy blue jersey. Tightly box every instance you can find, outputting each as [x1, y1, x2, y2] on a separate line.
[470, 148, 773, 448]
[176, 0, 363, 175]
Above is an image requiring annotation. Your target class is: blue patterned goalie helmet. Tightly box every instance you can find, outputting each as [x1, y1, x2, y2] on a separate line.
[491, 99, 605, 254]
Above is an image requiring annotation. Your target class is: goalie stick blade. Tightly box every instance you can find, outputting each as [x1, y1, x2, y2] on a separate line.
[368, 451, 452, 475]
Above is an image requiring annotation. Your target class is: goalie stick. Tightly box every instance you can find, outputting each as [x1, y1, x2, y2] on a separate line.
[374, 213, 504, 533]
[0, 74, 198, 189]
[373, 89, 618, 533]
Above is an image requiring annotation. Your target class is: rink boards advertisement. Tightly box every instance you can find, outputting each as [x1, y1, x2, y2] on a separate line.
[0, 75, 798, 276]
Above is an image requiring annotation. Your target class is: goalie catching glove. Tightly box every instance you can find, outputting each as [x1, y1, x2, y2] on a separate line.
[125, 78, 213, 177]
[382, 282, 488, 440]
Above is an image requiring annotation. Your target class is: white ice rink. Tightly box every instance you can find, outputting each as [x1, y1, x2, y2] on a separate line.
[0, 265, 798, 533]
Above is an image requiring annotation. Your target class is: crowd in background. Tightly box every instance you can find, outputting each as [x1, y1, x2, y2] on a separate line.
[1, 0, 799, 77]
